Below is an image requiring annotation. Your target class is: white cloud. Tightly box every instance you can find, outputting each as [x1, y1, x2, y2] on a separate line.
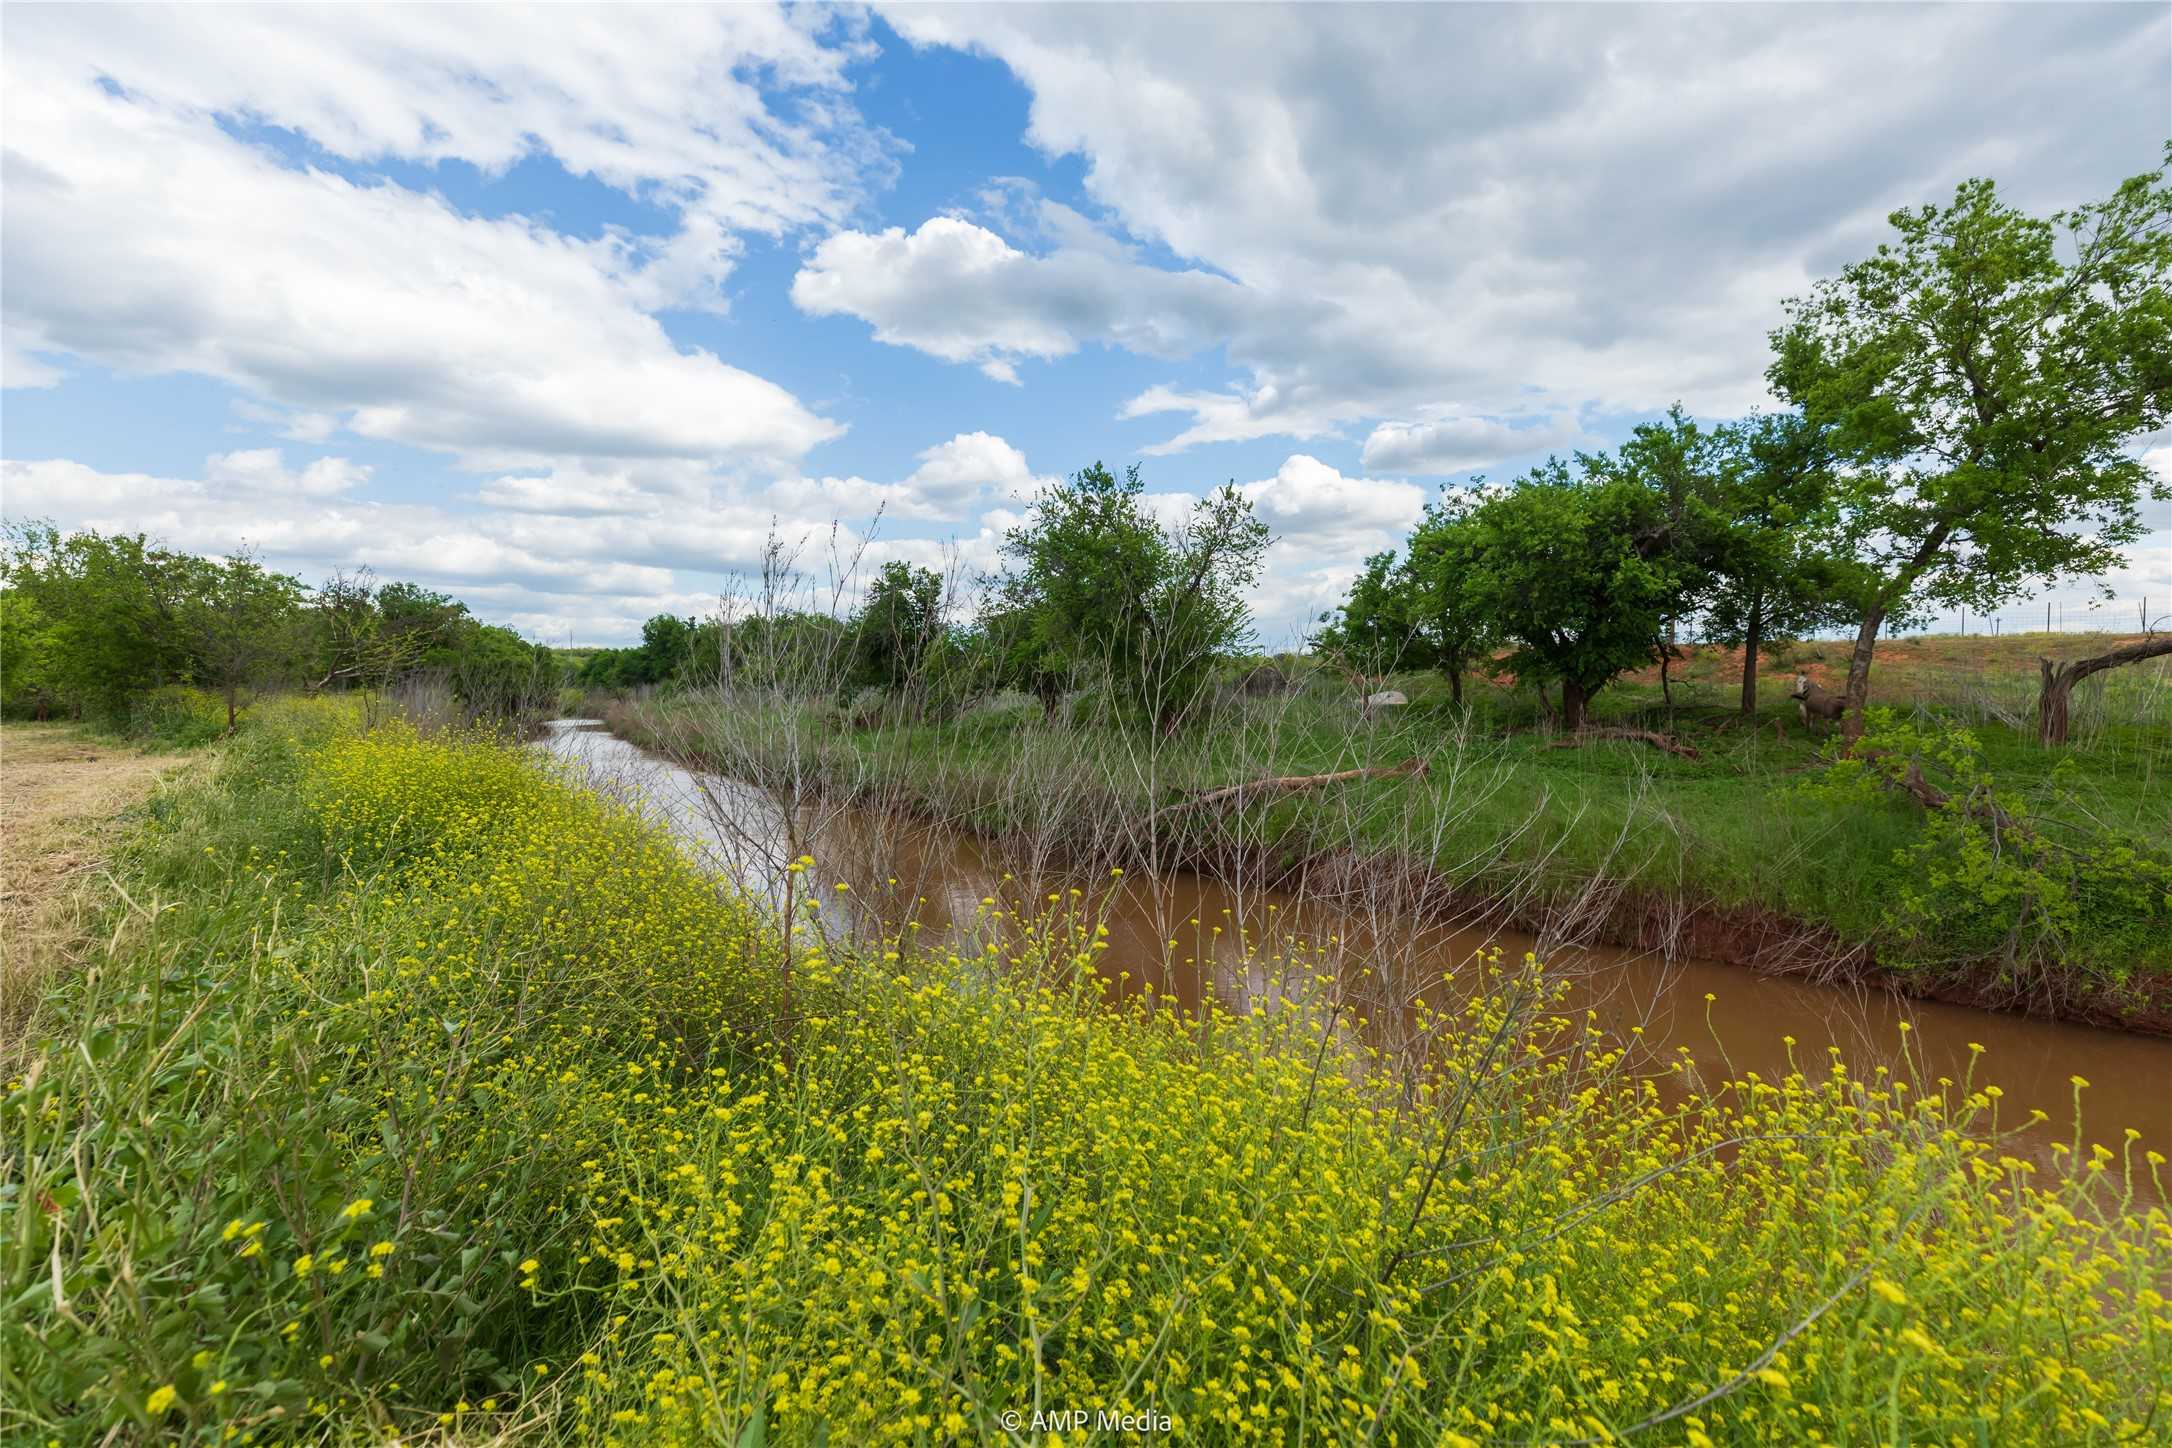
[6, 6, 887, 280]
[1360, 414, 1591, 476]
[874, 4, 2166, 452]
[1, 7, 878, 472]
[1240, 455, 1428, 637]
[1, 456, 678, 601]
[791, 215, 1259, 379]
[203, 450, 371, 499]
[767, 430, 1056, 524]
[903, 431, 1048, 505]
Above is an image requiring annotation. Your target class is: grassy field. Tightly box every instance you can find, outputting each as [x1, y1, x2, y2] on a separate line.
[613, 632, 2172, 1023]
[4, 706, 2167, 1442]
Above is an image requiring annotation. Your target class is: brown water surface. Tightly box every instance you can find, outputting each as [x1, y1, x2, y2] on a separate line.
[541, 719, 2171, 1190]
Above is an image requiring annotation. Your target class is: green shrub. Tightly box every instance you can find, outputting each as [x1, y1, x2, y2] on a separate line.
[1801, 710, 2172, 984]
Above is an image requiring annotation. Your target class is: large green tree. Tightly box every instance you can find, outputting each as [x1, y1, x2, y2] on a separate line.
[1460, 460, 1695, 730]
[309, 570, 469, 693]
[993, 462, 1267, 732]
[2, 524, 194, 717]
[1699, 413, 1854, 713]
[1769, 152, 2172, 740]
[849, 560, 948, 695]
[172, 551, 308, 729]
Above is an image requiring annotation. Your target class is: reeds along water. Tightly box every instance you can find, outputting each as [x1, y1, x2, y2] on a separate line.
[542, 711, 2172, 1203]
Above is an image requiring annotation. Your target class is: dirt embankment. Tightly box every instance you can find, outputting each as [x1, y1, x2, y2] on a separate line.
[1, 723, 191, 1050]
[1178, 837, 2172, 1040]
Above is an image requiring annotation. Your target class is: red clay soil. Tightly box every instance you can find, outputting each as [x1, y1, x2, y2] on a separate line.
[1619, 633, 2163, 695]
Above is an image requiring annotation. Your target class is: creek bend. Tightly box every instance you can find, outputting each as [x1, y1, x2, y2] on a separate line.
[540, 718, 2172, 1187]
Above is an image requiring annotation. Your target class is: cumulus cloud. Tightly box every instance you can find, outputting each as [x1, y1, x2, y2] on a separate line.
[7, 6, 888, 277]
[902, 431, 1049, 505]
[1, 7, 877, 471]
[874, 3, 2166, 451]
[1239, 455, 1428, 636]
[772, 431, 1056, 524]
[791, 216, 1266, 379]
[1360, 414, 1591, 476]
[203, 450, 372, 498]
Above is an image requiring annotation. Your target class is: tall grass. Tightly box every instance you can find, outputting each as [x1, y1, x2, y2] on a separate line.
[4, 713, 2166, 1442]
[607, 620, 2172, 1007]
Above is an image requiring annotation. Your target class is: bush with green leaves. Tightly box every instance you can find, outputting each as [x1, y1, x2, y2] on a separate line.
[1800, 710, 2172, 984]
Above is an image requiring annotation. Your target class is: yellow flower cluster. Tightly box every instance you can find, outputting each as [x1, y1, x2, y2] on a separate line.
[307, 729, 2166, 1443]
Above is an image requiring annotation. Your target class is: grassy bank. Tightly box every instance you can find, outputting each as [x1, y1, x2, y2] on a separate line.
[5, 708, 2169, 1441]
[610, 633, 2172, 1025]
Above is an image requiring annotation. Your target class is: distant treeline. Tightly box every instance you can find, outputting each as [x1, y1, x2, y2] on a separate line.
[0, 523, 559, 735]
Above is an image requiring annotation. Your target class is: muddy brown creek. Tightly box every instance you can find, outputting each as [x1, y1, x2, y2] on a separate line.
[541, 718, 2171, 1191]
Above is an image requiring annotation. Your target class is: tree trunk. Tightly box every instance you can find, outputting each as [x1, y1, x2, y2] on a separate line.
[1447, 666, 1463, 710]
[1562, 679, 1588, 732]
[1739, 592, 1764, 715]
[2038, 636, 2172, 745]
[2037, 659, 2071, 746]
[225, 683, 238, 732]
[1839, 606, 1884, 744]
[1657, 644, 1674, 713]
[1532, 681, 1557, 729]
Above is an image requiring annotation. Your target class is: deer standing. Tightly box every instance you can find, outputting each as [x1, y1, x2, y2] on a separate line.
[1788, 673, 1845, 732]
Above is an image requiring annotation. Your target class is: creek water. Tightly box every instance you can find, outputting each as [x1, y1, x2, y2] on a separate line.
[539, 718, 2171, 1186]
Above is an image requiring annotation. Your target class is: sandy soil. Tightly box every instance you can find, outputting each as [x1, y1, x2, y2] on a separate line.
[1, 722, 191, 1049]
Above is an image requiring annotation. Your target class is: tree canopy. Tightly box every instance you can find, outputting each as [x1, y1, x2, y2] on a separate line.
[991, 462, 1268, 731]
[1769, 150, 2172, 736]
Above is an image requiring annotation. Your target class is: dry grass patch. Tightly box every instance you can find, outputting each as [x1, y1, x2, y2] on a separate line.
[1, 722, 190, 1051]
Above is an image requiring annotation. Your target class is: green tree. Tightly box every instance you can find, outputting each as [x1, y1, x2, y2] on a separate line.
[1313, 550, 1427, 685]
[1461, 461, 1692, 730]
[1403, 492, 1501, 710]
[1699, 413, 1853, 713]
[374, 581, 473, 671]
[1768, 152, 2172, 740]
[850, 560, 948, 696]
[309, 570, 469, 693]
[172, 551, 308, 730]
[638, 614, 696, 686]
[994, 462, 1268, 733]
[0, 589, 62, 717]
[1, 523, 193, 718]
[450, 623, 555, 720]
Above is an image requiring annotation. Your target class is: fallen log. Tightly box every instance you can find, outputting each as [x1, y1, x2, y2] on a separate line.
[1146, 757, 1429, 825]
[1547, 728, 1702, 761]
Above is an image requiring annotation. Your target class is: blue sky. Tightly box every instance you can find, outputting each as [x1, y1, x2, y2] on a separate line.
[4, 4, 2167, 644]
